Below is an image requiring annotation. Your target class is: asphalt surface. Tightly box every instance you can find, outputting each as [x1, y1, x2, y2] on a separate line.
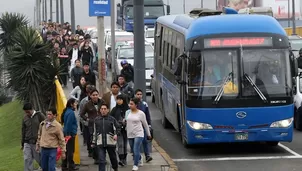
[147, 97, 302, 171]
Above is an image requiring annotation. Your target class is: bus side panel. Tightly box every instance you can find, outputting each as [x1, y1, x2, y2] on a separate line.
[184, 105, 294, 144]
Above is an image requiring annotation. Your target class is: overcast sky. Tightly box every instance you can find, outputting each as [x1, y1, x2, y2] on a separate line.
[0, 0, 216, 28]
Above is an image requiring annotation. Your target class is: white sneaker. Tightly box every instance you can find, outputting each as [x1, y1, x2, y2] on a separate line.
[139, 155, 143, 167]
[132, 165, 139, 171]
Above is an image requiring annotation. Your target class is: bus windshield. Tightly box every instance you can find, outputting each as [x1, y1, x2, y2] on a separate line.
[187, 49, 291, 99]
[126, 6, 164, 19]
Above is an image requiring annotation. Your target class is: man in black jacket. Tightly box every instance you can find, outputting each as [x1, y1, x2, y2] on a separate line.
[22, 103, 45, 171]
[82, 62, 96, 86]
[120, 60, 134, 84]
[92, 104, 119, 171]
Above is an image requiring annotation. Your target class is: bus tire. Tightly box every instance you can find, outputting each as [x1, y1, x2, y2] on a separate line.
[181, 133, 190, 148]
[162, 114, 172, 129]
[152, 94, 155, 103]
[266, 141, 279, 146]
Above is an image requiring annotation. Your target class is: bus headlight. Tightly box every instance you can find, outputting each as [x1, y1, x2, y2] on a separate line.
[187, 121, 213, 130]
[270, 117, 293, 128]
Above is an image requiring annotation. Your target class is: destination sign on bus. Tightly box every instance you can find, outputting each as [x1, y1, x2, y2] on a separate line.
[204, 37, 273, 48]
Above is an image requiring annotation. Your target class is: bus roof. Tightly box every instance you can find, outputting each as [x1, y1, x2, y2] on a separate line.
[157, 14, 286, 40]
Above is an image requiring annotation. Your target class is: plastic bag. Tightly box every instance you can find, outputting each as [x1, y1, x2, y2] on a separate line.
[56, 136, 71, 161]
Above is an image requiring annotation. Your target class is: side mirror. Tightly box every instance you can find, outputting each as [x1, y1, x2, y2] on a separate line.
[107, 47, 112, 51]
[166, 5, 171, 15]
[117, 3, 121, 7]
[294, 58, 299, 77]
[293, 77, 297, 95]
[150, 74, 154, 78]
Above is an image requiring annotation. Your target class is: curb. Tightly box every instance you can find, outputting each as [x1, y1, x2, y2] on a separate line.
[152, 140, 178, 171]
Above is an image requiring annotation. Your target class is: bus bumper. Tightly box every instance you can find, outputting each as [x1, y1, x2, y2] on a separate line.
[185, 126, 293, 145]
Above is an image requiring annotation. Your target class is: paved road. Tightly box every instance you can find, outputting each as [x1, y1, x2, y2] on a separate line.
[147, 97, 302, 171]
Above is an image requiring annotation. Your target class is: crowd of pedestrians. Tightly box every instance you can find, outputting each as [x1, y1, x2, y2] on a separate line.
[21, 21, 153, 171]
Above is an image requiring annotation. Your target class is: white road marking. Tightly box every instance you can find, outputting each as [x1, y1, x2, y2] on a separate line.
[173, 156, 302, 162]
[278, 143, 302, 157]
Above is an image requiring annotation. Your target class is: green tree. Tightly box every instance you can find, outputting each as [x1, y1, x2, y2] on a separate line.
[0, 12, 29, 53]
[6, 26, 59, 111]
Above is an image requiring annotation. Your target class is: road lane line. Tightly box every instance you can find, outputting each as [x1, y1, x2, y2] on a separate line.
[278, 143, 302, 157]
[173, 155, 302, 162]
[152, 140, 178, 171]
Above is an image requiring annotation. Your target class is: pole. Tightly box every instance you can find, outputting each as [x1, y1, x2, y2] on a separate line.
[60, 0, 64, 24]
[292, 0, 296, 35]
[133, 0, 146, 100]
[70, 0, 76, 32]
[42, 0, 45, 21]
[34, 7, 36, 27]
[111, 0, 116, 80]
[38, 0, 41, 25]
[56, 0, 59, 23]
[201, 0, 203, 8]
[50, 0, 53, 21]
[97, 16, 107, 96]
[288, 0, 290, 27]
[183, 0, 186, 13]
[45, 0, 48, 21]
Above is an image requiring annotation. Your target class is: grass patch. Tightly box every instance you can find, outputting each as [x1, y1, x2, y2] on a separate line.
[0, 101, 26, 171]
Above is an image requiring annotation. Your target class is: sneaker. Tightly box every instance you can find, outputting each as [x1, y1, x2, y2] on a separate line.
[146, 156, 153, 163]
[118, 161, 125, 167]
[138, 156, 143, 167]
[132, 165, 139, 171]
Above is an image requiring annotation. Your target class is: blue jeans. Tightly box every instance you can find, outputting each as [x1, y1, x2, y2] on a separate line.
[128, 137, 144, 166]
[143, 129, 151, 157]
[41, 148, 57, 171]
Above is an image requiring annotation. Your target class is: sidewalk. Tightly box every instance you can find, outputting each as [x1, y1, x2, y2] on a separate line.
[62, 79, 177, 171]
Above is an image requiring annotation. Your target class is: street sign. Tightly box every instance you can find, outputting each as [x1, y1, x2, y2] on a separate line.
[89, 0, 111, 16]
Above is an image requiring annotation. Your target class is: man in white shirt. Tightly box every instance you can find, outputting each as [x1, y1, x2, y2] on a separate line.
[68, 43, 80, 73]
[103, 82, 122, 110]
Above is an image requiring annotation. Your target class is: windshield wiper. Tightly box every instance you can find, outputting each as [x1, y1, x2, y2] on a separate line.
[213, 72, 233, 105]
[244, 73, 268, 103]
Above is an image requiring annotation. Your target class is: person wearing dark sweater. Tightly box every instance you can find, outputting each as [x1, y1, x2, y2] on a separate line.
[134, 89, 153, 163]
[70, 60, 84, 88]
[61, 98, 79, 171]
[110, 94, 129, 166]
[22, 103, 45, 171]
[82, 62, 96, 86]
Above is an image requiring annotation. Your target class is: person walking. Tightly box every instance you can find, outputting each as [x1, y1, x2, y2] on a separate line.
[36, 108, 66, 171]
[126, 98, 152, 171]
[80, 89, 105, 163]
[70, 59, 84, 88]
[92, 103, 119, 171]
[61, 98, 79, 171]
[82, 62, 96, 86]
[102, 82, 122, 111]
[134, 89, 153, 163]
[110, 94, 129, 166]
[69, 76, 86, 102]
[22, 103, 45, 171]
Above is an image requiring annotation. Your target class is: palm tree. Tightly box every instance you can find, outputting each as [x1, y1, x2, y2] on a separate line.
[6, 26, 59, 111]
[0, 12, 29, 53]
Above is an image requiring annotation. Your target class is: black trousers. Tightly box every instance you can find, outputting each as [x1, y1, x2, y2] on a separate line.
[98, 146, 118, 171]
[62, 136, 75, 168]
[83, 126, 91, 152]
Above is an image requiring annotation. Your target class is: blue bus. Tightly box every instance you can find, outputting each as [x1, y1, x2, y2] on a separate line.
[116, 0, 170, 32]
[152, 8, 298, 147]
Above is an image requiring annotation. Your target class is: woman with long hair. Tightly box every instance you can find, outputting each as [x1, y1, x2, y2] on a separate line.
[126, 98, 152, 171]
[61, 98, 79, 171]
[80, 40, 94, 66]
[69, 76, 87, 102]
[110, 94, 129, 166]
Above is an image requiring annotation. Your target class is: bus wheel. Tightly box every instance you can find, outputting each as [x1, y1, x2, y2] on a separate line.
[152, 94, 155, 103]
[162, 114, 172, 129]
[266, 141, 279, 146]
[181, 133, 190, 148]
